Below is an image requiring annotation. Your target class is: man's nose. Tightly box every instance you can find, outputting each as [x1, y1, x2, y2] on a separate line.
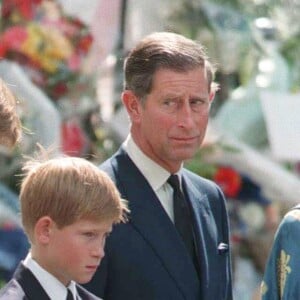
[177, 102, 195, 128]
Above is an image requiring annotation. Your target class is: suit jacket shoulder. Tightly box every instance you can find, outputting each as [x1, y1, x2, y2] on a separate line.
[0, 279, 26, 300]
[0, 264, 101, 300]
[0, 263, 49, 300]
[182, 167, 224, 198]
[182, 168, 229, 225]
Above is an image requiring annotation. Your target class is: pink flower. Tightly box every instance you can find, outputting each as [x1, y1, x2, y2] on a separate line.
[0, 26, 28, 52]
[67, 53, 81, 71]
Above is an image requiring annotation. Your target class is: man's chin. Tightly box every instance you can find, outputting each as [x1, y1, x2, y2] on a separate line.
[172, 151, 196, 163]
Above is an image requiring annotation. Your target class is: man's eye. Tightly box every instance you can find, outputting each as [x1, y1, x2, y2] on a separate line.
[190, 99, 210, 112]
[163, 100, 176, 106]
[162, 100, 178, 112]
[191, 99, 205, 105]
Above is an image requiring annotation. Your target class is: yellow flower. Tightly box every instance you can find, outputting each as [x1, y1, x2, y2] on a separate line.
[39, 25, 73, 60]
[20, 23, 73, 73]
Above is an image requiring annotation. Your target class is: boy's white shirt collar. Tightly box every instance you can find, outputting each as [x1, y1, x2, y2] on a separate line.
[23, 252, 79, 300]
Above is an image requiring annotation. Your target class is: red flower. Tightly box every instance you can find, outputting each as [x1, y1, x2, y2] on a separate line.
[213, 167, 242, 198]
[2, 0, 42, 20]
[0, 43, 7, 57]
[61, 120, 88, 157]
[0, 26, 28, 52]
[77, 34, 93, 53]
[50, 82, 69, 100]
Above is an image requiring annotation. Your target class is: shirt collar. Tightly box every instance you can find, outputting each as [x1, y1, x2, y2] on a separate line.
[23, 252, 78, 300]
[68, 281, 77, 299]
[123, 134, 173, 191]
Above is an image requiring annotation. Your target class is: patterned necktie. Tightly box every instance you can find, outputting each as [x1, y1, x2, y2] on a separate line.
[66, 289, 74, 300]
[167, 174, 196, 262]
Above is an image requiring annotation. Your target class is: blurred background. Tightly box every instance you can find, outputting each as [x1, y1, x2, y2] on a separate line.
[0, 0, 299, 299]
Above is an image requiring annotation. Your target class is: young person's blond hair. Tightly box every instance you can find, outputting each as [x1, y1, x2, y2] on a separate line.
[0, 78, 21, 148]
[20, 156, 128, 242]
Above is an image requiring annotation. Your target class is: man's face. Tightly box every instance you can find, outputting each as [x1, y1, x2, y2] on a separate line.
[44, 219, 112, 286]
[127, 67, 213, 173]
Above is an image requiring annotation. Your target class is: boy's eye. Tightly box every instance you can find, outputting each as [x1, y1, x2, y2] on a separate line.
[84, 232, 95, 238]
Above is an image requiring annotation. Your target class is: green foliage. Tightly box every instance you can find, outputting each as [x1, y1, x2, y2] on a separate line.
[280, 31, 300, 92]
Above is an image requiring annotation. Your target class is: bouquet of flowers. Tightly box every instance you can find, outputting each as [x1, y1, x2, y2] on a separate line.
[0, 0, 93, 100]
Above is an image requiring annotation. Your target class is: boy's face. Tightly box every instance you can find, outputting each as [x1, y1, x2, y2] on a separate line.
[43, 218, 112, 286]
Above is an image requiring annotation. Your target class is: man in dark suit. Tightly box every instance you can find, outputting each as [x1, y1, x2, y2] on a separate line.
[85, 31, 233, 300]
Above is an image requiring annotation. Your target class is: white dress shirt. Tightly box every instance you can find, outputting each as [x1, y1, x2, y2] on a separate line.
[23, 252, 79, 300]
[123, 134, 183, 222]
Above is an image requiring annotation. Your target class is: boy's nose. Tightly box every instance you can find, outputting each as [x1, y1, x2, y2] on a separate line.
[91, 244, 105, 259]
[98, 246, 105, 259]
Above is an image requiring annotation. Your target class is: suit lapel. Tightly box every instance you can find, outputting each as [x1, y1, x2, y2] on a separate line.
[14, 263, 51, 300]
[77, 284, 99, 299]
[181, 171, 218, 293]
[111, 149, 199, 298]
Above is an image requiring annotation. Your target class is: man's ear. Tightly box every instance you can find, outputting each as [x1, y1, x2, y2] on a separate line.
[34, 216, 54, 245]
[122, 90, 142, 123]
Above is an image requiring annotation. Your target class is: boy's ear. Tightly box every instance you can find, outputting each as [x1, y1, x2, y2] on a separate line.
[122, 90, 142, 123]
[35, 216, 54, 245]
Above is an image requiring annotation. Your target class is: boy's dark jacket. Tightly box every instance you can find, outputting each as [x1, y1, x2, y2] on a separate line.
[0, 263, 100, 299]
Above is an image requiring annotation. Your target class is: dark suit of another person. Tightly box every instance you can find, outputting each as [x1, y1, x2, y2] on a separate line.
[0, 263, 100, 300]
[85, 148, 232, 300]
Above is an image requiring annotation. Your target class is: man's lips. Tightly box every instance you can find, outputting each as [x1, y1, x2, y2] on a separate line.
[171, 136, 199, 142]
[86, 265, 99, 271]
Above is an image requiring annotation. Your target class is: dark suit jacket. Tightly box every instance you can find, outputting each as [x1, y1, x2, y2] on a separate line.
[0, 263, 100, 300]
[85, 148, 233, 300]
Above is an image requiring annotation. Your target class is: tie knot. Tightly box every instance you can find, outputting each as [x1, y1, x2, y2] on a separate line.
[167, 174, 181, 191]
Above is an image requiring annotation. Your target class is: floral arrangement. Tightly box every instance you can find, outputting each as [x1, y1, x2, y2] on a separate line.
[0, 0, 93, 100]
